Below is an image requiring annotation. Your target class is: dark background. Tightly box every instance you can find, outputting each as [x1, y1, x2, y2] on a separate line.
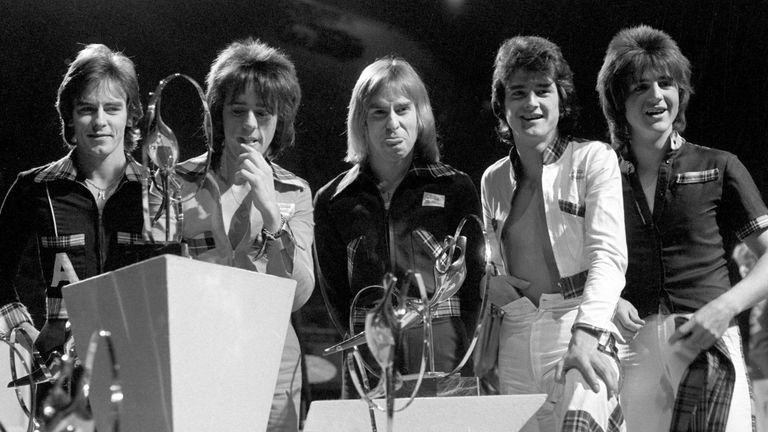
[2, 0, 767, 402]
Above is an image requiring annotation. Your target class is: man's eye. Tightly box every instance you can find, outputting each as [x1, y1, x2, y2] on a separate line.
[659, 78, 675, 88]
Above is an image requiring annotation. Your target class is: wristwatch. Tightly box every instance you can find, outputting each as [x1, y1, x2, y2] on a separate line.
[262, 216, 286, 241]
[572, 323, 617, 356]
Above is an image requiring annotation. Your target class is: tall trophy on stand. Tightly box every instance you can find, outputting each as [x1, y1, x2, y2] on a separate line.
[141, 73, 213, 252]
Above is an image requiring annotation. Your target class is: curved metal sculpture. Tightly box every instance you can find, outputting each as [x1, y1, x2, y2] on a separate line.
[345, 272, 430, 432]
[142, 73, 213, 244]
[324, 214, 492, 379]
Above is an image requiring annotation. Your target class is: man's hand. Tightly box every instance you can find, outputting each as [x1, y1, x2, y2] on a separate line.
[668, 296, 737, 350]
[34, 318, 67, 355]
[613, 298, 645, 342]
[554, 328, 618, 397]
[235, 144, 281, 231]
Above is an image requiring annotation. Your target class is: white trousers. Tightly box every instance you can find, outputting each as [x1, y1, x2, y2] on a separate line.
[498, 294, 623, 432]
[618, 313, 752, 432]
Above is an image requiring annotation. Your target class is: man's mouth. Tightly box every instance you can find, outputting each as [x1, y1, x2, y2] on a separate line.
[645, 107, 666, 116]
[521, 113, 544, 121]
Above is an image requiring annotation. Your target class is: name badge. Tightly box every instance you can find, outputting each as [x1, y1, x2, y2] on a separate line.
[278, 202, 296, 218]
[422, 192, 445, 208]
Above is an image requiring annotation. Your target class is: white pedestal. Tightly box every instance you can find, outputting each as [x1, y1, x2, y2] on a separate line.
[0, 343, 31, 432]
[63, 254, 296, 432]
[304, 394, 546, 432]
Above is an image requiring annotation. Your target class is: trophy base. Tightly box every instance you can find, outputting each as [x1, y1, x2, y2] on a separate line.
[395, 372, 479, 397]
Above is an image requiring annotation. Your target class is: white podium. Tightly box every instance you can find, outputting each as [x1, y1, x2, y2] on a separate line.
[304, 394, 546, 432]
[63, 254, 296, 432]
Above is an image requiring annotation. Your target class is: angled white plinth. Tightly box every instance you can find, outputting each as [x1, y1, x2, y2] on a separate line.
[304, 394, 546, 432]
[64, 254, 295, 432]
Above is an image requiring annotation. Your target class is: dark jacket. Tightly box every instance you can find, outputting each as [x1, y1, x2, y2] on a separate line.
[0, 152, 148, 331]
[314, 159, 484, 342]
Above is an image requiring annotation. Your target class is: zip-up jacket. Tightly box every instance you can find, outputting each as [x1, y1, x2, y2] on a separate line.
[0, 152, 148, 333]
[314, 159, 484, 339]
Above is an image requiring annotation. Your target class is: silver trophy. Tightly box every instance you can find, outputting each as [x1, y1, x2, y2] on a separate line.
[346, 272, 430, 432]
[142, 73, 212, 248]
[325, 215, 492, 380]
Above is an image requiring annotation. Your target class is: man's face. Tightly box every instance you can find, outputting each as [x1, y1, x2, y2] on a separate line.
[72, 80, 128, 162]
[503, 70, 560, 147]
[222, 83, 278, 159]
[365, 85, 419, 165]
[624, 70, 680, 143]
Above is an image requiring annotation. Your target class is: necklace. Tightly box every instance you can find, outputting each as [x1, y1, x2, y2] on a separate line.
[83, 176, 121, 201]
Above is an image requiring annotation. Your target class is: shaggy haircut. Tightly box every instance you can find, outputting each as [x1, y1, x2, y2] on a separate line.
[346, 56, 439, 165]
[56, 44, 143, 151]
[206, 37, 301, 168]
[491, 36, 578, 145]
[596, 25, 693, 152]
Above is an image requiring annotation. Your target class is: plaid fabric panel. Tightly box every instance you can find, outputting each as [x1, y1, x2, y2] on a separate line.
[675, 168, 720, 184]
[34, 154, 78, 183]
[352, 297, 461, 326]
[562, 396, 625, 432]
[34, 152, 146, 183]
[40, 234, 85, 248]
[413, 228, 442, 258]
[559, 270, 587, 299]
[559, 199, 586, 218]
[542, 135, 570, 165]
[46, 297, 68, 320]
[670, 339, 734, 432]
[410, 161, 460, 178]
[0, 303, 33, 334]
[117, 231, 150, 245]
[736, 214, 768, 241]
[185, 232, 216, 256]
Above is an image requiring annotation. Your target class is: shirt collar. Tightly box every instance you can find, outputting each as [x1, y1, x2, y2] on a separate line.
[508, 135, 569, 181]
[620, 131, 684, 175]
[331, 158, 457, 199]
[33, 151, 147, 183]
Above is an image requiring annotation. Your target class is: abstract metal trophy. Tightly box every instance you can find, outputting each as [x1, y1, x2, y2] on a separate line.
[324, 215, 492, 379]
[142, 73, 213, 247]
[346, 272, 430, 432]
[336, 215, 494, 431]
[2, 329, 122, 432]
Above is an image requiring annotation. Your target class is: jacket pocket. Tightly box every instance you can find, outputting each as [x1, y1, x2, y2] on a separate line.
[558, 199, 585, 218]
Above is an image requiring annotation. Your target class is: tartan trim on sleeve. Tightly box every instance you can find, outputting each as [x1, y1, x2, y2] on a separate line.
[0, 303, 33, 335]
[558, 199, 586, 218]
[736, 214, 768, 241]
[40, 234, 86, 248]
[675, 168, 720, 184]
[46, 297, 68, 321]
[117, 231, 151, 245]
